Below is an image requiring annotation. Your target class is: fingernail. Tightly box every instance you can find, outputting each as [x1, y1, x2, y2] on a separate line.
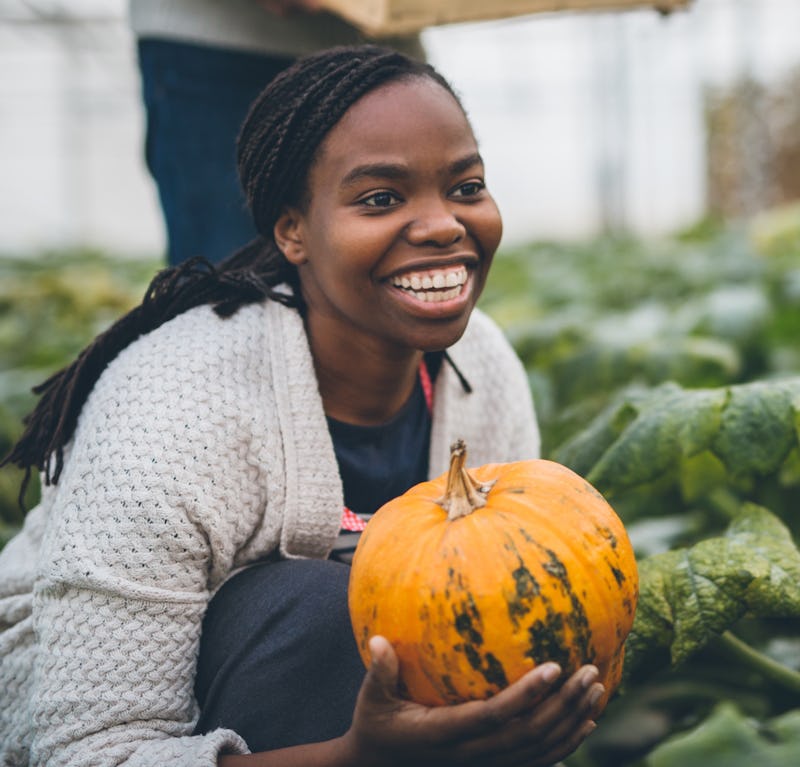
[588, 684, 605, 707]
[540, 663, 561, 683]
[583, 720, 597, 737]
[367, 635, 385, 662]
[581, 666, 599, 688]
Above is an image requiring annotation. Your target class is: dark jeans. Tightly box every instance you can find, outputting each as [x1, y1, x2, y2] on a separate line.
[137, 39, 294, 266]
[193, 558, 365, 751]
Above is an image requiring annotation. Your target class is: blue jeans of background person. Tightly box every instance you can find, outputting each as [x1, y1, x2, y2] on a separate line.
[194, 558, 365, 751]
[137, 39, 294, 266]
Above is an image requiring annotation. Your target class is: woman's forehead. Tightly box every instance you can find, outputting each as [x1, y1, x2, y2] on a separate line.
[341, 76, 466, 132]
[313, 77, 477, 176]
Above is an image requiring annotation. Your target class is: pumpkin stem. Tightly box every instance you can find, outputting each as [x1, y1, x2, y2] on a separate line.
[436, 440, 493, 520]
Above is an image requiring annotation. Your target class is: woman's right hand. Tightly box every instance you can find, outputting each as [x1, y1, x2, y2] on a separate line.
[342, 636, 604, 767]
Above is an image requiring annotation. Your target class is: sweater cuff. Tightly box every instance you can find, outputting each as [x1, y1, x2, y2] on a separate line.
[123, 728, 249, 766]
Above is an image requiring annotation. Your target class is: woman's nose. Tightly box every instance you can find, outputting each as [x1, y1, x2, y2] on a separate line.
[404, 201, 466, 247]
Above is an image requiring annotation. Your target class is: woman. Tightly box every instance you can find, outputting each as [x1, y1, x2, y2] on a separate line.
[0, 45, 604, 766]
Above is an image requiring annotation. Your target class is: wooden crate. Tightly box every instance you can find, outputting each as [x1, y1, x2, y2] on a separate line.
[320, 0, 692, 37]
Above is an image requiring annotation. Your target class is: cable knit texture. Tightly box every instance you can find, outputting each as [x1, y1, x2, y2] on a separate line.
[0, 301, 539, 766]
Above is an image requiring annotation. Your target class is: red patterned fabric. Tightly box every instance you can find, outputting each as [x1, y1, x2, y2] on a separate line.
[418, 357, 434, 413]
[340, 506, 368, 532]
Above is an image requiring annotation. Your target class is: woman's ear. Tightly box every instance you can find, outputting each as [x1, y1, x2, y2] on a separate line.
[273, 207, 308, 265]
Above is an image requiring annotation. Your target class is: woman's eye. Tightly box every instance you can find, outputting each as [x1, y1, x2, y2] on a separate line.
[360, 191, 400, 208]
[452, 181, 486, 198]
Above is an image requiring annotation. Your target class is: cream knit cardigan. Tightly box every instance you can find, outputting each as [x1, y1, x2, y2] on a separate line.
[0, 300, 540, 766]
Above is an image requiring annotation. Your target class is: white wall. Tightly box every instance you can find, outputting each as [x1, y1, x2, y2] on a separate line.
[0, 1, 160, 254]
[424, 0, 800, 242]
[1, 0, 799, 255]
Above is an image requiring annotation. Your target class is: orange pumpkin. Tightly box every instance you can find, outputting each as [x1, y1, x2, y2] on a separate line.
[348, 440, 638, 706]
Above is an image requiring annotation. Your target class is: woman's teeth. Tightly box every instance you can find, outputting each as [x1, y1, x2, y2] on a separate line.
[391, 267, 468, 302]
[404, 285, 463, 302]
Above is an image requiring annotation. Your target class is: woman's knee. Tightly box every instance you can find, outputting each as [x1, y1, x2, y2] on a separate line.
[194, 558, 364, 748]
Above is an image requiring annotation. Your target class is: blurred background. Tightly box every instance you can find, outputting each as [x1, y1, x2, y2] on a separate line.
[2, 0, 800, 252]
[2, 2, 800, 765]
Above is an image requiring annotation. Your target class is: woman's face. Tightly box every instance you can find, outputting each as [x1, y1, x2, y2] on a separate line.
[275, 76, 503, 357]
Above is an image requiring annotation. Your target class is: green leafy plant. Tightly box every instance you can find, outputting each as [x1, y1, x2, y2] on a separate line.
[3, 207, 800, 762]
[626, 505, 800, 683]
[644, 702, 800, 767]
[481, 212, 800, 766]
[0, 249, 159, 544]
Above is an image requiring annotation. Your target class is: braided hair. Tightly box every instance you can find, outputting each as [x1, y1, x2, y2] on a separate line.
[3, 44, 465, 505]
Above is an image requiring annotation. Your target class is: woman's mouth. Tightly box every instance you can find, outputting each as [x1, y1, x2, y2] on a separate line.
[390, 265, 468, 303]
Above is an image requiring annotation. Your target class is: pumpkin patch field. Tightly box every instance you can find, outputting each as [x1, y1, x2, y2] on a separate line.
[2, 210, 800, 764]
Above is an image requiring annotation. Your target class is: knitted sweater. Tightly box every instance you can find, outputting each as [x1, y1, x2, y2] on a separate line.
[0, 300, 539, 766]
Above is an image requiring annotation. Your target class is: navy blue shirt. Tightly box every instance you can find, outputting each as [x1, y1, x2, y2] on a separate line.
[327, 361, 437, 563]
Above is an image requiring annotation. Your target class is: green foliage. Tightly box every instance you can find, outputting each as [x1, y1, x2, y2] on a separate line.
[3, 208, 800, 762]
[626, 505, 800, 673]
[481, 211, 800, 766]
[0, 249, 159, 545]
[552, 378, 800, 519]
[645, 703, 800, 767]
[482, 222, 797, 455]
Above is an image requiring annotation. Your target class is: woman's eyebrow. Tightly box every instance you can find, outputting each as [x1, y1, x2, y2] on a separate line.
[341, 163, 410, 187]
[449, 152, 484, 176]
[340, 152, 485, 188]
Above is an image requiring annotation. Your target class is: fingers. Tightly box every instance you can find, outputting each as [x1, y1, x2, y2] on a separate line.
[351, 647, 604, 767]
[528, 670, 605, 749]
[510, 665, 603, 745]
[357, 635, 401, 705]
[414, 661, 563, 744]
[502, 667, 605, 767]
[528, 718, 597, 767]
[368, 635, 400, 686]
[529, 665, 603, 731]
[472, 661, 563, 729]
[439, 665, 605, 766]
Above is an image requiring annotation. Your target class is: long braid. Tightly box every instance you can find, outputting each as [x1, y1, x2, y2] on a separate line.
[4, 254, 287, 503]
[2, 44, 464, 507]
[237, 46, 461, 234]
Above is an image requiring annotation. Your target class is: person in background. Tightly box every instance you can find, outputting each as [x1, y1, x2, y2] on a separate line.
[0, 45, 604, 766]
[131, 0, 425, 266]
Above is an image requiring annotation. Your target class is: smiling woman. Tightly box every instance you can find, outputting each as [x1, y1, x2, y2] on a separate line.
[274, 76, 502, 423]
[0, 45, 603, 767]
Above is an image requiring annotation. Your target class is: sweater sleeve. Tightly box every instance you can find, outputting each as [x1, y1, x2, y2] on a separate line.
[31, 588, 248, 766]
[27, 309, 271, 766]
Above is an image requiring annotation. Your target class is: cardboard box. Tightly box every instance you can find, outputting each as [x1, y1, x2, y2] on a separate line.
[320, 0, 692, 37]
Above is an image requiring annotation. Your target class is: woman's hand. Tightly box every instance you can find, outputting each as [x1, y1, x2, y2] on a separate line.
[342, 636, 604, 767]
